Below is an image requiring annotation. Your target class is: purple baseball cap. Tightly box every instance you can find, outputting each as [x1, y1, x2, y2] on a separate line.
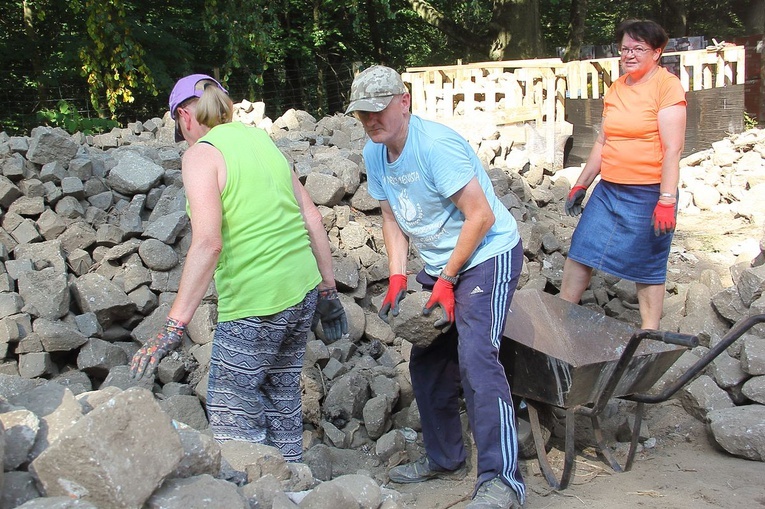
[169, 74, 228, 142]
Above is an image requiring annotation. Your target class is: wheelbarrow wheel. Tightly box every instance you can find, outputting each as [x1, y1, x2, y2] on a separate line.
[514, 397, 554, 459]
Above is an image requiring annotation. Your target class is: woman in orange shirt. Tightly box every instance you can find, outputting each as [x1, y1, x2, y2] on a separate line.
[560, 19, 687, 330]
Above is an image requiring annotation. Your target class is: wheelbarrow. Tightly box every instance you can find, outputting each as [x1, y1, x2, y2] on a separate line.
[499, 289, 765, 489]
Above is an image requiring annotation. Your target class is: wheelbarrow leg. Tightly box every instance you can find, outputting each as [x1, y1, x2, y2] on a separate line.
[624, 402, 644, 471]
[590, 401, 645, 473]
[528, 403, 576, 489]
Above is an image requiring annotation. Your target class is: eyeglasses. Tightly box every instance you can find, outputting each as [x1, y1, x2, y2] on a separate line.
[619, 46, 653, 56]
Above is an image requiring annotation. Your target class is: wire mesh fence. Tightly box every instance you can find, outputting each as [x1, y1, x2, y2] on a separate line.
[0, 61, 362, 136]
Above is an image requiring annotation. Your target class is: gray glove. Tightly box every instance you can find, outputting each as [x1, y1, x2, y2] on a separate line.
[313, 287, 348, 342]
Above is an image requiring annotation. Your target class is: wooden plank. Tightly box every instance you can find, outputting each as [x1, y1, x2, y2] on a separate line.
[463, 81, 475, 114]
[590, 66, 600, 99]
[579, 62, 589, 99]
[556, 77, 566, 122]
[407, 58, 564, 73]
[703, 64, 713, 89]
[716, 54, 725, 88]
[680, 61, 690, 90]
[545, 75, 556, 163]
[485, 80, 496, 112]
[425, 83, 438, 118]
[495, 106, 543, 125]
[433, 70, 443, 88]
[443, 83, 454, 118]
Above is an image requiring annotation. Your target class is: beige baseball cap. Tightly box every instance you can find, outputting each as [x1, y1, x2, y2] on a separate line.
[345, 65, 407, 114]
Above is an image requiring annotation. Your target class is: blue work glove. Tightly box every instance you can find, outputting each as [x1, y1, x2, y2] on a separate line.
[313, 287, 348, 342]
[565, 185, 588, 216]
[130, 317, 186, 379]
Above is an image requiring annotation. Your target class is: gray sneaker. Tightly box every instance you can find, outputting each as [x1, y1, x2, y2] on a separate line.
[465, 477, 521, 509]
[388, 456, 467, 484]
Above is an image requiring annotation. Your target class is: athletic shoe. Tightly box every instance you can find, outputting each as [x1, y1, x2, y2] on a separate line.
[465, 477, 521, 509]
[388, 456, 467, 484]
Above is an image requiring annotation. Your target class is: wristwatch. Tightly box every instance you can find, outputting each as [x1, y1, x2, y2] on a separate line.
[439, 271, 459, 284]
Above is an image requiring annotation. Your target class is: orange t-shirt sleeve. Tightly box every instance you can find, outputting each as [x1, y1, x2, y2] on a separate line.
[600, 68, 686, 184]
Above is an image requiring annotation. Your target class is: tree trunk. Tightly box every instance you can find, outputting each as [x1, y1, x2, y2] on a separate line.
[22, 0, 46, 104]
[404, 0, 491, 56]
[366, 0, 388, 64]
[487, 0, 542, 60]
[562, 0, 587, 62]
[405, 0, 542, 60]
[326, 53, 347, 115]
[743, 0, 765, 35]
[314, 1, 327, 117]
[661, 0, 687, 37]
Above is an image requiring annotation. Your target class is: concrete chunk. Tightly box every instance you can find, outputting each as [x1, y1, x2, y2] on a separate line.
[390, 291, 445, 348]
[144, 474, 247, 509]
[708, 405, 765, 461]
[741, 336, 765, 375]
[77, 338, 129, 377]
[304, 173, 345, 207]
[680, 374, 735, 422]
[9, 382, 83, 461]
[106, 151, 164, 195]
[34, 318, 89, 352]
[71, 273, 137, 328]
[173, 428, 222, 479]
[29, 387, 183, 508]
[26, 127, 79, 166]
[139, 238, 180, 270]
[18, 267, 70, 320]
[0, 470, 42, 508]
[0, 408, 40, 470]
[143, 211, 189, 244]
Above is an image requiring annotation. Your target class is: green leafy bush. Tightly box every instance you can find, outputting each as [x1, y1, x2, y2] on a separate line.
[744, 112, 759, 131]
[36, 100, 119, 135]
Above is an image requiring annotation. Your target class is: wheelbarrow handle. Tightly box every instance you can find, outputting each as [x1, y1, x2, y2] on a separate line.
[641, 330, 699, 348]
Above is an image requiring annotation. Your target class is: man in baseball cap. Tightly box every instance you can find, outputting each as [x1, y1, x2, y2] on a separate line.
[350, 65, 526, 509]
[168, 74, 227, 142]
[345, 65, 407, 114]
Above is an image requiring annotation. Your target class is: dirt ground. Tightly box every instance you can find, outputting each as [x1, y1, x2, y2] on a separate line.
[331, 208, 765, 508]
[384, 399, 765, 508]
[328, 395, 764, 508]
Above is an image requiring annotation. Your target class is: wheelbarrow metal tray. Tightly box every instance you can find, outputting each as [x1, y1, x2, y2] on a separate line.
[500, 289, 683, 408]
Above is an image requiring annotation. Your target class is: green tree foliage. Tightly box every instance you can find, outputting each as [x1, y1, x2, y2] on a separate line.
[0, 0, 757, 134]
[76, 0, 157, 117]
[400, 0, 543, 60]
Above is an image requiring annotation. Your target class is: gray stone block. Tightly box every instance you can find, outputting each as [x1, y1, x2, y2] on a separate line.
[29, 388, 183, 508]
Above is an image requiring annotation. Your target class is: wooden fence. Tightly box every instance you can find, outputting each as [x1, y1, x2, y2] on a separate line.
[402, 45, 746, 166]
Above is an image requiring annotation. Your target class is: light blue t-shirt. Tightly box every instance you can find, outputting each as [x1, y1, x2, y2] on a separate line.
[365, 115, 520, 276]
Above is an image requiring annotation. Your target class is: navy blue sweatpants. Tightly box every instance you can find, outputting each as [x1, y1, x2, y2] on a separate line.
[411, 242, 525, 503]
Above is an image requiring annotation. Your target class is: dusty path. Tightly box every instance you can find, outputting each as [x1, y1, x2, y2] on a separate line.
[331, 207, 765, 509]
[384, 400, 764, 508]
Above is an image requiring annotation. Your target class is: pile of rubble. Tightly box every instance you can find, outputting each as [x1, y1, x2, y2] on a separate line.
[0, 102, 763, 508]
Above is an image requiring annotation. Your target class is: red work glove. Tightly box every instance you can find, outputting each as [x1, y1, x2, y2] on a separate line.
[565, 185, 588, 216]
[652, 201, 676, 236]
[130, 317, 186, 379]
[423, 277, 455, 330]
[378, 274, 408, 323]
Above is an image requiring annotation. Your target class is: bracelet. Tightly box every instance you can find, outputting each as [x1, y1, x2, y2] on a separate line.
[318, 287, 338, 299]
[439, 272, 459, 284]
[660, 192, 675, 198]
